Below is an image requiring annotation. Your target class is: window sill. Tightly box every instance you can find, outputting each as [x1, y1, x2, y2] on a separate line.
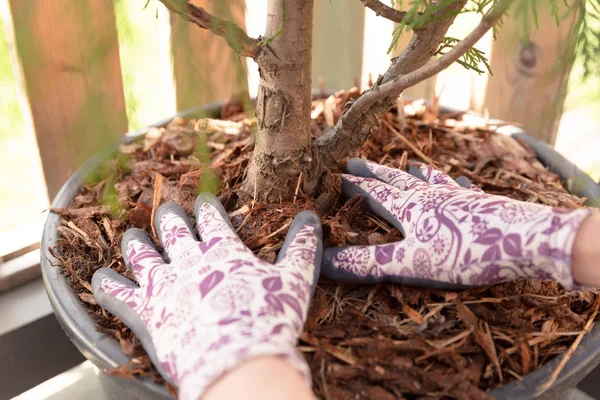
[0, 277, 52, 336]
[0, 248, 41, 294]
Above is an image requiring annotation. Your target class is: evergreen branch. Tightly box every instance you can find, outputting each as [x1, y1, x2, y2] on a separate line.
[463, 0, 495, 15]
[388, 0, 468, 76]
[437, 37, 492, 74]
[361, 0, 407, 23]
[388, 0, 465, 53]
[317, 0, 513, 165]
[366, 0, 513, 102]
[159, 0, 261, 58]
[317, 0, 467, 167]
[550, 0, 561, 26]
[463, 0, 507, 38]
[574, 0, 600, 78]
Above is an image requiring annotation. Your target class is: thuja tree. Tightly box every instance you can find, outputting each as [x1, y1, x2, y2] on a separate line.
[160, 0, 599, 202]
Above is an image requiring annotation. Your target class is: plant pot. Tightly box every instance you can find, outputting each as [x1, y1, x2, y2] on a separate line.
[41, 101, 600, 400]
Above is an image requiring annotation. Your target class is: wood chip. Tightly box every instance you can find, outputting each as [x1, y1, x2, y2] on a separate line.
[403, 303, 425, 325]
[229, 204, 250, 218]
[78, 292, 97, 305]
[51, 89, 593, 396]
[324, 95, 336, 127]
[535, 294, 600, 395]
[301, 332, 357, 365]
[457, 303, 502, 382]
[151, 173, 164, 240]
[383, 119, 437, 167]
[102, 217, 115, 242]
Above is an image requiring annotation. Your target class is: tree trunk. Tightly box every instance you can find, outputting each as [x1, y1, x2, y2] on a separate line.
[240, 0, 318, 202]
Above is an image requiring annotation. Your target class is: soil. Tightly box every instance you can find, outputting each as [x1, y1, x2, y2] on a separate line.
[52, 90, 598, 400]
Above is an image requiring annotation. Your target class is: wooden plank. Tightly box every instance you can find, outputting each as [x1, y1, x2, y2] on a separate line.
[170, 0, 248, 111]
[5, 0, 127, 198]
[312, 0, 365, 91]
[482, 1, 579, 145]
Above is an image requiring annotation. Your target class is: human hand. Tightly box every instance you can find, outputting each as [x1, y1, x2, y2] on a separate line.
[322, 159, 592, 289]
[92, 193, 322, 400]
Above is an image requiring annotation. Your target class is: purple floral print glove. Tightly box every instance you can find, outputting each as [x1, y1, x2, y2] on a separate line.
[92, 193, 322, 400]
[322, 159, 592, 289]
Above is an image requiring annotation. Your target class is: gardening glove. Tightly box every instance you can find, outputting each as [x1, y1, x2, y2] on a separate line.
[322, 159, 592, 289]
[92, 193, 322, 400]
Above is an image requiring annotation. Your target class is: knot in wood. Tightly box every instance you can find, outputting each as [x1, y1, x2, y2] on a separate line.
[517, 42, 540, 77]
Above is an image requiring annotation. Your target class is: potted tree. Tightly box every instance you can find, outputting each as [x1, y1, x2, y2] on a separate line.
[41, 0, 600, 399]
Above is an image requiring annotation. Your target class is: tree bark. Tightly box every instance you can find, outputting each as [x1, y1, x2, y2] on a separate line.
[316, 0, 467, 167]
[361, 0, 407, 23]
[240, 0, 317, 202]
[159, 0, 260, 58]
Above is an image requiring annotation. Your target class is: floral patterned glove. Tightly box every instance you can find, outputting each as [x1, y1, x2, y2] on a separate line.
[92, 193, 322, 400]
[322, 159, 592, 289]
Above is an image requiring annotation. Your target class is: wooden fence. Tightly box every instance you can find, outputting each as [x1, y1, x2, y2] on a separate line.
[2, 0, 578, 200]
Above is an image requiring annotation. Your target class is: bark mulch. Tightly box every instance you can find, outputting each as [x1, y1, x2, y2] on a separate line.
[51, 89, 598, 399]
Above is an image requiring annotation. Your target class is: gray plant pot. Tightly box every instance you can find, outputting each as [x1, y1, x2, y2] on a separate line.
[41, 101, 600, 400]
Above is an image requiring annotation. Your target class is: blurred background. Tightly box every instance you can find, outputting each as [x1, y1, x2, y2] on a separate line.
[0, 0, 599, 249]
[0, 0, 599, 398]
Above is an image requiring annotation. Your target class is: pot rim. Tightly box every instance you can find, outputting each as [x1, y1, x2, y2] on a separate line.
[41, 100, 600, 399]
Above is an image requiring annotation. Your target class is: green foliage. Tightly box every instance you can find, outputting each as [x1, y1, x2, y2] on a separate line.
[193, 126, 220, 195]
[85, 151, 132, 217]
[436, 37, 492, 74]
[388, 0, 464, 53]
[549, 0, 562, 26]
[463, 0, 495, 15]
[573, 0, 600, 79]
[461, 1, 506, 38]
[511, 0, 544, 39]
[389, 0, 600, 81]
[463, 0, 563, 30]
[259, 0, 286, 46]
[509, 0, 600, 79]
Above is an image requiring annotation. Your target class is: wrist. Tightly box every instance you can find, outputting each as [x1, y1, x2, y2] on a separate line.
[572, 213, 600, 287]
[176, 342, 310, 400]
[203, 356, 315, 400]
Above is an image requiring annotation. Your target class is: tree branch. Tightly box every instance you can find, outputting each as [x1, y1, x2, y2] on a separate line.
[361, 0, 406, 23]
[316, 0, 468, 165]
[383, 0, 468, 79]
[359, 0, 513, 107]
[159, 0, 261, 58]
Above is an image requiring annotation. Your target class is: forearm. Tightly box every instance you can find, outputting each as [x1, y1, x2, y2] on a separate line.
[203, 356, 316, 400]
[572, 214, 600, 287]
